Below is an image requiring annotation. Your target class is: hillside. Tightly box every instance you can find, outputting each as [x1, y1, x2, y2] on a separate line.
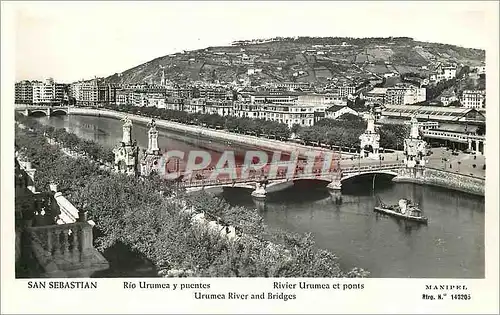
[103, 37, 485, 86]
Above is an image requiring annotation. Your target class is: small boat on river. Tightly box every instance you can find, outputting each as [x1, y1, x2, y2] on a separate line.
[374, 197, 428, 224]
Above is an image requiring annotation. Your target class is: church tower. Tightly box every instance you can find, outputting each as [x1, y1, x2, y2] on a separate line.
[113, 116, 139, 175]
[403, 116, 427, 167]
[140, 119, 162, 176]
[359, 110, 380, 160]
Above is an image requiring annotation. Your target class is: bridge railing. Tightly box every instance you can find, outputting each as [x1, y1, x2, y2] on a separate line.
[341, 163, 403, 173]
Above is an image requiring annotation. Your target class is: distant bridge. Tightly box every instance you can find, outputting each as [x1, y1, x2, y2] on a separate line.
[15, 105, 71, 117]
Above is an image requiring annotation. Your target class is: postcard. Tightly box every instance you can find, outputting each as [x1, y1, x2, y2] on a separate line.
[1, 1, 498, 314]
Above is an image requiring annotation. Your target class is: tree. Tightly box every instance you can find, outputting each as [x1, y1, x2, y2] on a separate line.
[291, 124, 302, 135]
[379, 124, 409, 150]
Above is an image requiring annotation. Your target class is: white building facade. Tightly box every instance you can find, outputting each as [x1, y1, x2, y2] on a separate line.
[460, 90, 485, 109]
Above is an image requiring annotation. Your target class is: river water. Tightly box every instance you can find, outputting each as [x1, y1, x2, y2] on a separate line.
[34, 114, 485, 278]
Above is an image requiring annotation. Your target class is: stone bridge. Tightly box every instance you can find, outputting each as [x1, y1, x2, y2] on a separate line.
[15, 104, 71, 117]
[181, 163, 403, 201]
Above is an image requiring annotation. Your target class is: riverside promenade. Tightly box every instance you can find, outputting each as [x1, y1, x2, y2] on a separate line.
[68, 107, 352, 158]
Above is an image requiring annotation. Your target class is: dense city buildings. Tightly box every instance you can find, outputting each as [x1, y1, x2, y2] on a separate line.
[14, 38, 486, 145]
[15, 78, 66, 105]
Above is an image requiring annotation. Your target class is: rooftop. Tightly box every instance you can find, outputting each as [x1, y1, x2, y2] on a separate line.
[325, 105, 349, 112]
[381, 105, 485, 122]
[366, 87, 388, 95]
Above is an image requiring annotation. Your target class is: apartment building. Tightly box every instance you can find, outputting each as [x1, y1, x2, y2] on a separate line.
[362, 88, 387, 105]
[233, 102, 261, 119]
[147, 96, 167, 109]
[473, 63, 486, 75]
[184, 98, 234, 116]
[165, 97, 184, 111]
[14, 80, 33, 104]
[184, 98, 207, 114]
[460, 90, 485, 109]
[385, 84, 426, 105]
[116, 89, 129, 105]
[332, 84, 356, 98]
[166, 86, 194, 99]
[70, 79, 117, 106]
[196, 87, 233, 100]
[257, 104, 315, 128]
[233, 102, 314, 127]
[30, 78, 66, 105]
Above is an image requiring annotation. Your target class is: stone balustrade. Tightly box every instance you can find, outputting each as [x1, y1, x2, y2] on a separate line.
[15, 153, 109, 277]
[26, 217, 109, 277]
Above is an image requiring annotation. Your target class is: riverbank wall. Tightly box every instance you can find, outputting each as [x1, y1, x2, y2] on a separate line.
[393, 167, 484, 197]
[69, 108, 345, 158]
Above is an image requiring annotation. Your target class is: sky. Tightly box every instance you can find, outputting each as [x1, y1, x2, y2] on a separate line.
[9, 1, 495, 83]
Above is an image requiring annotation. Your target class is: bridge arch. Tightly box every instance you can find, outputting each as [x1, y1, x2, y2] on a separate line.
[29, 110, 49, 117]
[51, 109, 68, 116]
[340, 170, 398, 183]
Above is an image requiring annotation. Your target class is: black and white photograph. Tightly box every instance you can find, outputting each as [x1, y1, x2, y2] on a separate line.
[2, 1, 498, 314]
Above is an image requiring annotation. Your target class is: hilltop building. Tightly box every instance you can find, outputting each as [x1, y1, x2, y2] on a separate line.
[429, 63, 457, 83]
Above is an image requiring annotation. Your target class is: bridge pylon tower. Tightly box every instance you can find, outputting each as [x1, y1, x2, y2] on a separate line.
[251, 177, 268, 200]
[113, 116, 139, 175]
[403, 116, 427, 168]
[140, 119, 162, 176]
